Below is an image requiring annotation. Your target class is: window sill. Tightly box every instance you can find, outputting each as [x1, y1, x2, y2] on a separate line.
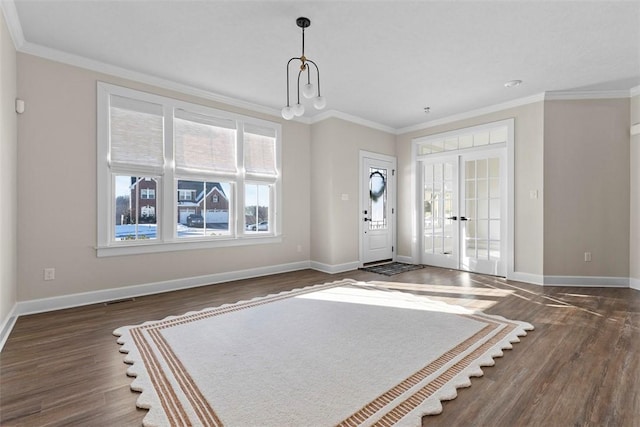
[96, 235, 283, 257]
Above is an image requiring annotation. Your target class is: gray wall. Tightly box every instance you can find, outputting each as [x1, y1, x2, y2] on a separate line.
[310, 118, 395, 267]
[0, 11, 17, 331]
[543, 99, 630, 278]
[631, 94, 640, 287]
[16, 53, 312, 301]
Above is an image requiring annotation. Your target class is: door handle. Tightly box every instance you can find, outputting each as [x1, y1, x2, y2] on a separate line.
[447, 216, 469, 221]
[363, 217, 371, 222]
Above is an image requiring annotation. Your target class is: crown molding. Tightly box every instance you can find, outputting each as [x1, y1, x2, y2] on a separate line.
[631, 85, 640, 97]
[544, 89, 632, 101]
[310, 110, 396, 134]
[2, 0, 306, 126]
[0, 0, 25, 50]
[16, 40, 289, 121]
[397, 93, 545, 135]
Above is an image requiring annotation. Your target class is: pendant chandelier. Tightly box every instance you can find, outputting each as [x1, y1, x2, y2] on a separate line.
[281, 17, 326, 120]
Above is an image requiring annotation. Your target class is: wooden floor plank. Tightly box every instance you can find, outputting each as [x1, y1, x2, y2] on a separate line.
[1, 267, 638, 426]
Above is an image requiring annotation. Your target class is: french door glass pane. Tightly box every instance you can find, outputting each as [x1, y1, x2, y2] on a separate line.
[424, 161, 454, 255]
[464, 156, 500, 263]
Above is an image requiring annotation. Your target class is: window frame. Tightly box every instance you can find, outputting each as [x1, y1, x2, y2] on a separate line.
[97, 82, 282, 257]
[141, 188, 155, 199]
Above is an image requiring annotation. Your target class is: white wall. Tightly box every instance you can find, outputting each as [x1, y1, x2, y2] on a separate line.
[543, 99, 630, 278]
[631, 93, 640, 288]
[16, 53, 311, 302]
[0, 11, 18, 337]
[396, 102, 545, 278]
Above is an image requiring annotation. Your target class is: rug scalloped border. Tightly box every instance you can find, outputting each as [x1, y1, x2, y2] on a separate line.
[114, 278, 534, 427]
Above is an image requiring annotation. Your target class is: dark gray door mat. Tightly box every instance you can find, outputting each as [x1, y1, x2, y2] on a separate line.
[359, 262, 424, 276]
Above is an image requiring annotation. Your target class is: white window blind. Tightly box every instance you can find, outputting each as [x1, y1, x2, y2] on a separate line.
[174, 109, 237, 174]
[98, 82, 282, 256]
[109, 95, 164, 169]
[244, 126, 276, 176]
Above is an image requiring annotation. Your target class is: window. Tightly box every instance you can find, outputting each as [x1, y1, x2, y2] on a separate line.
[245, 183, 271, 232]
[97, 83, 281, 256]
[417, 125, 507, 155]
[141, 188, 155, 199]
[178, 189, 194, 201]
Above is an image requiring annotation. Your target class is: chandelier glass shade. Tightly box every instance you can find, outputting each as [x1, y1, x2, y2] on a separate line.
[281, 17, 325, 120]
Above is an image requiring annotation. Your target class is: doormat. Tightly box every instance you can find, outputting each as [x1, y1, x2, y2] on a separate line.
[360, 262, 424, 276]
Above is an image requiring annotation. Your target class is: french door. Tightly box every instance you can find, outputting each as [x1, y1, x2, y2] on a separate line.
[421, 148, 506, 276]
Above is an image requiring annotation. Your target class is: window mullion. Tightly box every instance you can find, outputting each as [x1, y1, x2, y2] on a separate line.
[162, 105, 175, 241]
[236, 123, 245, 235]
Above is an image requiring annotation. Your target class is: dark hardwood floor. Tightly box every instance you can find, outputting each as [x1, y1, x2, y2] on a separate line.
[1, 267, 638, 426]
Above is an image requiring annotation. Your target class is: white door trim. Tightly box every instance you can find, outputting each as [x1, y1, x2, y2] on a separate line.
[359, 151, 397, 267]
[411, 118, 514, 277]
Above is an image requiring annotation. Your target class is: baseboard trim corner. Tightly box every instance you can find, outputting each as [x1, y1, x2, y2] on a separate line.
[309, 261, 360, 274]
[507, 271, 544, 286]
[395, 255, 416, 264]
[0, 303, 18, 353]
[630, 277, 640, 291]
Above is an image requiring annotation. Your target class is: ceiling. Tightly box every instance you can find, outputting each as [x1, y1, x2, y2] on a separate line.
[5, 1, 640, 130]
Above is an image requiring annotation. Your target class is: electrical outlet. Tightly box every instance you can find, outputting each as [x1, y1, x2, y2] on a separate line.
[44, 268, 56, 281]
[584, 252, 592, 262]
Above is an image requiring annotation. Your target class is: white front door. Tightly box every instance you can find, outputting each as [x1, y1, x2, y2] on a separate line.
[421, 149, 506, 276]
[360, 153, 396, 265]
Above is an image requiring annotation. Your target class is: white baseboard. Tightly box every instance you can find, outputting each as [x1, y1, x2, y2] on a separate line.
[309, 261, 360, 274]
[15, 261, 311, 317]
[396, 255, 416, 264]
[543, 275, 629, 288]
[508, 271, 544, 286]
[6, 262, 636, 351]
[0, 303, 18, 352]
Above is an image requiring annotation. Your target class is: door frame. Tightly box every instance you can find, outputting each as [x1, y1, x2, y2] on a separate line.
[359, 151, 397, 267]
[411, 118, 515, 278]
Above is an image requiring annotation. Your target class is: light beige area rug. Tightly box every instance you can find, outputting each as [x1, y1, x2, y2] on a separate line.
[114, 279, 533, 427]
